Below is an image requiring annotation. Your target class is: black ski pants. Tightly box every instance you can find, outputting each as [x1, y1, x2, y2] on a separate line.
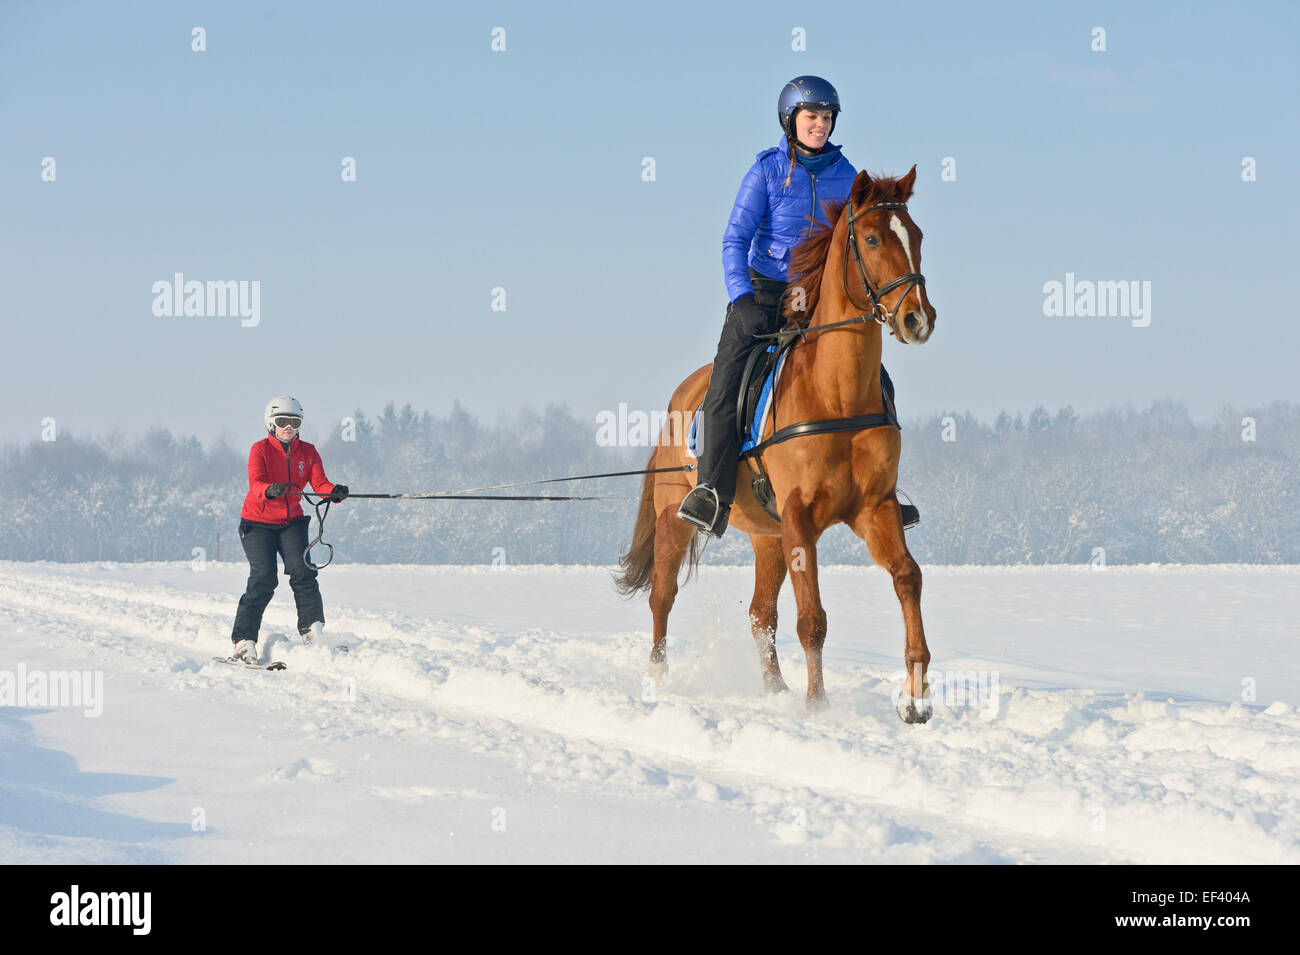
[230, 517, 323, 642]
[696, 269, 789, 505]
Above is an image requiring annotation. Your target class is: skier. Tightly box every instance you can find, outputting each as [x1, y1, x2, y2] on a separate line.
[228, 396, 348, 663]
[677, 75, 918, 537]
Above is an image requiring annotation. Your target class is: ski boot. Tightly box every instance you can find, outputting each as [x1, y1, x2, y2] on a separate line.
[231, 639, 259, 664]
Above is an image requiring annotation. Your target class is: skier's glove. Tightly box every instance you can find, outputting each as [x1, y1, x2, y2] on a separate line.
[266, 482, 290, 499]
[329, 484, 349, 502]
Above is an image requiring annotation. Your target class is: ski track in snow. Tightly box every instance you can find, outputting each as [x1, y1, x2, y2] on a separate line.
[1, 562, 1297, 864]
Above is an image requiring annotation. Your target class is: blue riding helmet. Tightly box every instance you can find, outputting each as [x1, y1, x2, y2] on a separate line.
[778, 76, 841, 144]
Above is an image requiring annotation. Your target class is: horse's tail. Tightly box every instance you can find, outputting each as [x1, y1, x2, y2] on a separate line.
[616, 443, 707, 596]
[614, 448, 661, 596]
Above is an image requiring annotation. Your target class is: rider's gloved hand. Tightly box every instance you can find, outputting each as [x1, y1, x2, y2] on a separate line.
[329, 484, 349, 503]
[729, 292, 772, 334]
[266, 482, 289, 499]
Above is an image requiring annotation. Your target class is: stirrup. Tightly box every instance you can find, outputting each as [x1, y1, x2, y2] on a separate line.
[677, 485, 729, 538]
[898, 490, 920, 530]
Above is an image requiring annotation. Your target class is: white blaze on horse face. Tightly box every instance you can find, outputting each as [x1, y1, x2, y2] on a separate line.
[889, 214, 915, 273]
[889, 213, 929, 338]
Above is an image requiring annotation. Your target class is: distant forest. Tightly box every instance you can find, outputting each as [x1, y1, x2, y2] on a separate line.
[3, 399, 1297, 565]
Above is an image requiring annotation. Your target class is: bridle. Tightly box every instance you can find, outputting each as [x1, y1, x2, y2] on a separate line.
[755, 198, 929, 346]
[842, 200, 927, 334]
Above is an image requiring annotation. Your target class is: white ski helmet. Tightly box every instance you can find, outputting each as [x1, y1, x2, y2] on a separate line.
[264, 395, 304, 431]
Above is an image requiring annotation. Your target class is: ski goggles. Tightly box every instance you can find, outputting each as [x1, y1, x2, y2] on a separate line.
[272, 416, 302, 430]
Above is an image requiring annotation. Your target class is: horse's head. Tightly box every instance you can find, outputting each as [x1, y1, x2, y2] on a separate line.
[842, 166, 936, 345]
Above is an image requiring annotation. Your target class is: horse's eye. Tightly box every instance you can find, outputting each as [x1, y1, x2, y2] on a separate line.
[865, 235, 880, 247]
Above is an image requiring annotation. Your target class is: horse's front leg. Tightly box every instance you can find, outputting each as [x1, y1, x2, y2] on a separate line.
[857, 499, 931, 723]
[781, 494, 828, 708]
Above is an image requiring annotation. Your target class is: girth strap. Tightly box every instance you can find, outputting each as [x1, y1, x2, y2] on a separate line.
[741, 409, 898, 459]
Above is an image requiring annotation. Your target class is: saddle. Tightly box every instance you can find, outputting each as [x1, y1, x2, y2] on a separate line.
[688, 331, 901, 521]
[736, 339, 787, 448]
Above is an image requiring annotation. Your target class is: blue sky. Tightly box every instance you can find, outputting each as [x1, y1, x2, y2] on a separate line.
[1, 0, 1296, 448]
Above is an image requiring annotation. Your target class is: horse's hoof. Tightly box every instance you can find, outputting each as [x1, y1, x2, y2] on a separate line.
[763, 674, 789, 694]
[896, 695, 933, 724]
[648, 658, 669, 682]
[805, 692, 828, 712]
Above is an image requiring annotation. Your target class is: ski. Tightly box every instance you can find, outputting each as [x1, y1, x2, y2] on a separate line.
[211, 656, 287, 671]
[300, 638, 351, 653]
[300, 639, 351, 654]
[302, 633, 353, 653]
[301, 635, 353, 653]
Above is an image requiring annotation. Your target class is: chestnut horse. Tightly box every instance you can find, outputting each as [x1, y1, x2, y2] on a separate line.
[615, 167, 937, 723]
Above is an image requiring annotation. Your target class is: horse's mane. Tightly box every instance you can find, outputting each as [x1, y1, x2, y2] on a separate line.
[783, 173, 910, 326]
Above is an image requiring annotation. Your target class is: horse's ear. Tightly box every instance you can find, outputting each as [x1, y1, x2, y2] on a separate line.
[897, 164, 917, 201]
[851, 169, 874, 206]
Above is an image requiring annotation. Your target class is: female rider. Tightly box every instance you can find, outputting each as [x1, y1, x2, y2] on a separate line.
[677, 75, 915, 537]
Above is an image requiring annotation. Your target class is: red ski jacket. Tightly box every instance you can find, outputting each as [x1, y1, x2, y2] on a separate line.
[240, 435, 337, 525]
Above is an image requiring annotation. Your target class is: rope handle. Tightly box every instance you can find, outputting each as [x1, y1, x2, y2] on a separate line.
[288, 484, 333, 570]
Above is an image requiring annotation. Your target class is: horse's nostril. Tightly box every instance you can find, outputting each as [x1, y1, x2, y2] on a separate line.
[904, 312, 921, 333]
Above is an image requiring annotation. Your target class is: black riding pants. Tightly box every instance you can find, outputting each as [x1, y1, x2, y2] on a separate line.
[230, 516, 324, 642]
[696, 269, 788, 504]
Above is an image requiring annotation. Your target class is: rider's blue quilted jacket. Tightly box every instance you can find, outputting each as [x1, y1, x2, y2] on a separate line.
[722, 136, 858, 303]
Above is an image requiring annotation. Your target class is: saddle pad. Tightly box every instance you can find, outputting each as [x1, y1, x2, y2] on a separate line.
[687, 348, 790, 458]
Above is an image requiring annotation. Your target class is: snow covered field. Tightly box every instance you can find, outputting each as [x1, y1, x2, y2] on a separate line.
[1, 560, 1297, 864]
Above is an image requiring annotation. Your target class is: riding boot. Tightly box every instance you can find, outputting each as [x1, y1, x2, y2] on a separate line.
[677, 483, 730, 537]
[873, 362, 920, 530]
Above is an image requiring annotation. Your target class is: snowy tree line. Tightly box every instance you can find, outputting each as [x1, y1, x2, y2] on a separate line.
[1, 399, 1296, 565]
